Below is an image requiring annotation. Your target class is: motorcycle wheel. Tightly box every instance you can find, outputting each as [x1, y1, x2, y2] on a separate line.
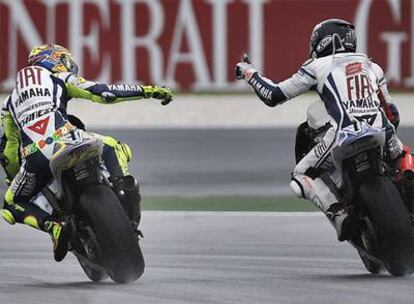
[79, 185, 145, 283]
[359, 176, 414, 276]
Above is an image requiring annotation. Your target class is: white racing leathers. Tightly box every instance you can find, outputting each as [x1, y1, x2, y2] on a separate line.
[247, 53, 403, 213]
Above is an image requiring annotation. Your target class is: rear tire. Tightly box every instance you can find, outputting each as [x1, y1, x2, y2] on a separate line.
[359, 176, 414, 276]
[79, 185, 145, 283]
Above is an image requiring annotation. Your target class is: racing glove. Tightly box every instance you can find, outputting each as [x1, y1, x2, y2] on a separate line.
[235, 53, 257, 81]
[142, 85, 173, 106]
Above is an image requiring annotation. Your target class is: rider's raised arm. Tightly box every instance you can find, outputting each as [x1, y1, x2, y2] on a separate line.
[236, 59, 318, 107]
[56, 72, 172, 105]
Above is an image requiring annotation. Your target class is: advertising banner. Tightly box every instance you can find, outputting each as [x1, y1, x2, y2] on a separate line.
[1, 0, 413, 91]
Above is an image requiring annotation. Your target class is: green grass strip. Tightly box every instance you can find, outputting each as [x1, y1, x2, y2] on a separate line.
[142, 196, 317, 212]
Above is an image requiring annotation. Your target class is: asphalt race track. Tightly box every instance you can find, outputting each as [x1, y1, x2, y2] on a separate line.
[0, 128, 295, 196]
[1, 212, 414, 304]
[97, 127, 414, 196]
[2, 127, 414, 196]
[106, 128, 297, 196]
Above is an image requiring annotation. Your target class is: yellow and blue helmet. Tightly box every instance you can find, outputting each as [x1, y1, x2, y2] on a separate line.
[28, 44, 79, 74]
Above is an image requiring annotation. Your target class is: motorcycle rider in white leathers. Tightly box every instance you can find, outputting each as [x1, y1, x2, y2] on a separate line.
[236, 19, 403, 241]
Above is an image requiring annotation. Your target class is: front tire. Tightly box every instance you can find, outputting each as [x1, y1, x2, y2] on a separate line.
[79, 185, 145, 283]
[359, 176, 414, 276]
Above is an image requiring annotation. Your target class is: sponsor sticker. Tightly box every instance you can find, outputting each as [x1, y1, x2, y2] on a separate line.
[27, 116, 50, 135]
[346, 62, 362, 76]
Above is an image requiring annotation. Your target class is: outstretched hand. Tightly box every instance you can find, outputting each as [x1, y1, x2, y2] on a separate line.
[152, 86, 173, 106]
[142, 85, 173, 105]
[235, 53, 256, 81]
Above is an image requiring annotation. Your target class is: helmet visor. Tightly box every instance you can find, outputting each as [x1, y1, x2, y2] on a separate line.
[61, 54, 79, 75]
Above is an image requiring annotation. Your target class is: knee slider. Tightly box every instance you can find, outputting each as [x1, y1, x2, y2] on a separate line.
[290, 178, 305, 198]
[4, 188, 15, 205]
[115, 143, 132, 175]
[1, 208, 16, 225]
[120, 143, 132, 162]
[2, 188, 17, 224]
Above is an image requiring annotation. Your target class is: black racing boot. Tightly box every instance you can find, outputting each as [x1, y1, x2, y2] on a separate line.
[112, 175, 142, 234]
[326, 202, 357, 242]
[43, 219, 71, 262]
